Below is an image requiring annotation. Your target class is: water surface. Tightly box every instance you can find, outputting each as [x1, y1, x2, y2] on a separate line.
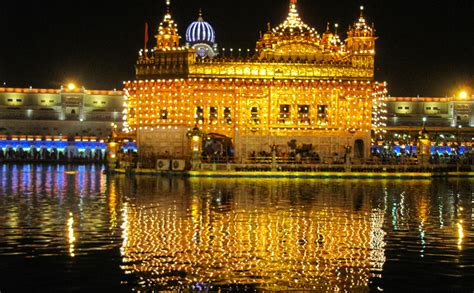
[0, 164, 472, 292]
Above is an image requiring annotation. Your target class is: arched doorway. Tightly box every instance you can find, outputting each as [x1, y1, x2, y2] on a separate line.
[354, 139, 365, 160]
[202, 133, 234, 163]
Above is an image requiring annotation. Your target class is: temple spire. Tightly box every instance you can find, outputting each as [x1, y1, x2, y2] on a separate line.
[155, 0, 180, 50]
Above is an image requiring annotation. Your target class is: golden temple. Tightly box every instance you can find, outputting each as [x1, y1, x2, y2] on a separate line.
[123, 0, 387, 163]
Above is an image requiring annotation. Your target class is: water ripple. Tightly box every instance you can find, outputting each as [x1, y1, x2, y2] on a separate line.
[0, 167, 472, 292]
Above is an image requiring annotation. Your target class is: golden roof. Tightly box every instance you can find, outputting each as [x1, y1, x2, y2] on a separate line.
[272, 0, 319, 39]
[155, 0, 181, 50]
[348, 6, 374, 38]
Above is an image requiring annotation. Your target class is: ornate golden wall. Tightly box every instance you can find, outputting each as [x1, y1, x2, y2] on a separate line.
[124, 79, 385, 136]
[123, 78, 385, 160]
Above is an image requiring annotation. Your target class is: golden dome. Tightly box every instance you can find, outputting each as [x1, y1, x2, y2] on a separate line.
[272, 0, 319, 39]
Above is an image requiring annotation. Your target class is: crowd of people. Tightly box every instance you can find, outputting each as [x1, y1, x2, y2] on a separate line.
[370, 149, 474, 165]
[0, 146, 106, 163]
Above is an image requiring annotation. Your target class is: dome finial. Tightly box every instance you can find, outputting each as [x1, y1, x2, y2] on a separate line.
[290, 0, 297, 4]
[198, 8, 203, 21]
[360, 5, 364, 17]
[166, 0, 171, 13]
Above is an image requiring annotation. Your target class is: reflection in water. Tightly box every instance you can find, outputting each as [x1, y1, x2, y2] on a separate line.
[116, 178, 385, 291]
[369, 208, 386, 279]
[121, 202, 129, 258]
[67, 212, 76, 257]
[0, 165, 472, 292]
[457, 222, 464, 249]
[0, 164, 113, 259]
[121, 197, 378, 290]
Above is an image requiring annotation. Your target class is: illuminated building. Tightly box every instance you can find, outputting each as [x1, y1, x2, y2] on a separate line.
[124, 0, 387, 162]
[383, 95, 474, 154]
[0, 85, 123, 138]
[0, 85, 127, 157]
[387, 95, 474, 128]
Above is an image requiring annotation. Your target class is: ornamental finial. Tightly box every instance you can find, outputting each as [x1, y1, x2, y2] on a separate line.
[360, 5, 364, 17]
[198, 8, 203, 21]
[290, 0, 297, 4]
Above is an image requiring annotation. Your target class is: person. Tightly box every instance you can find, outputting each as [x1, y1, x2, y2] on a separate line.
[85, 146, 92, 160]
[295, 152, 302, 164]
[51, 146, 58, 161]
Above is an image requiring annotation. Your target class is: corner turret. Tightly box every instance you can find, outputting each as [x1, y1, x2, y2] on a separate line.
[345, 6, 377, 75]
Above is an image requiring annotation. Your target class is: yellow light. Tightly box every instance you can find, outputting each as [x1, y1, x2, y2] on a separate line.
[67, 212, 76, 257]
[457, 222, 463, 249]
[68, 83, 76, 90]
[459, 91, 468, 99]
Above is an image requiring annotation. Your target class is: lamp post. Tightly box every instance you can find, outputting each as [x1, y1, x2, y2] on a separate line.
[187, 125, 205, 170]
[106, 123, 121, 171]
[456, 125, 462, 156]
[79, 118, 83, 138]
[418, 120, 430, 165]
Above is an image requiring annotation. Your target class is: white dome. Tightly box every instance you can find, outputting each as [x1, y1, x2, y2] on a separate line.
[185, 14, 216, 45]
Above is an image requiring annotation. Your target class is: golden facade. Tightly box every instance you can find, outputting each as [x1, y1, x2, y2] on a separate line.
[124, 1, 387, 162]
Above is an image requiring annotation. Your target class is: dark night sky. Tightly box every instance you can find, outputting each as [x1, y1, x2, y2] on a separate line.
[1, 0, 472, 96]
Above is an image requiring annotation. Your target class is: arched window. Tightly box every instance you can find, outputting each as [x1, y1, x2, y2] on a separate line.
[195, 106, 204, 124]
[250, 106, 260, 125]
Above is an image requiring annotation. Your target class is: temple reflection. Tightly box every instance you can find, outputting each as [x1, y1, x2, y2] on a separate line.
[117, 177, 389, 291]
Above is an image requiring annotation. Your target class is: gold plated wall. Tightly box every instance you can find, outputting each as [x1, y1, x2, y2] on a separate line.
[124, 79, 385, 137]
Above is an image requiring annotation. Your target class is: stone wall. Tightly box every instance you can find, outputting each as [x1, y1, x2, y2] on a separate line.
[138, 128, 190, 159]
[138, 128, 371, 163]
